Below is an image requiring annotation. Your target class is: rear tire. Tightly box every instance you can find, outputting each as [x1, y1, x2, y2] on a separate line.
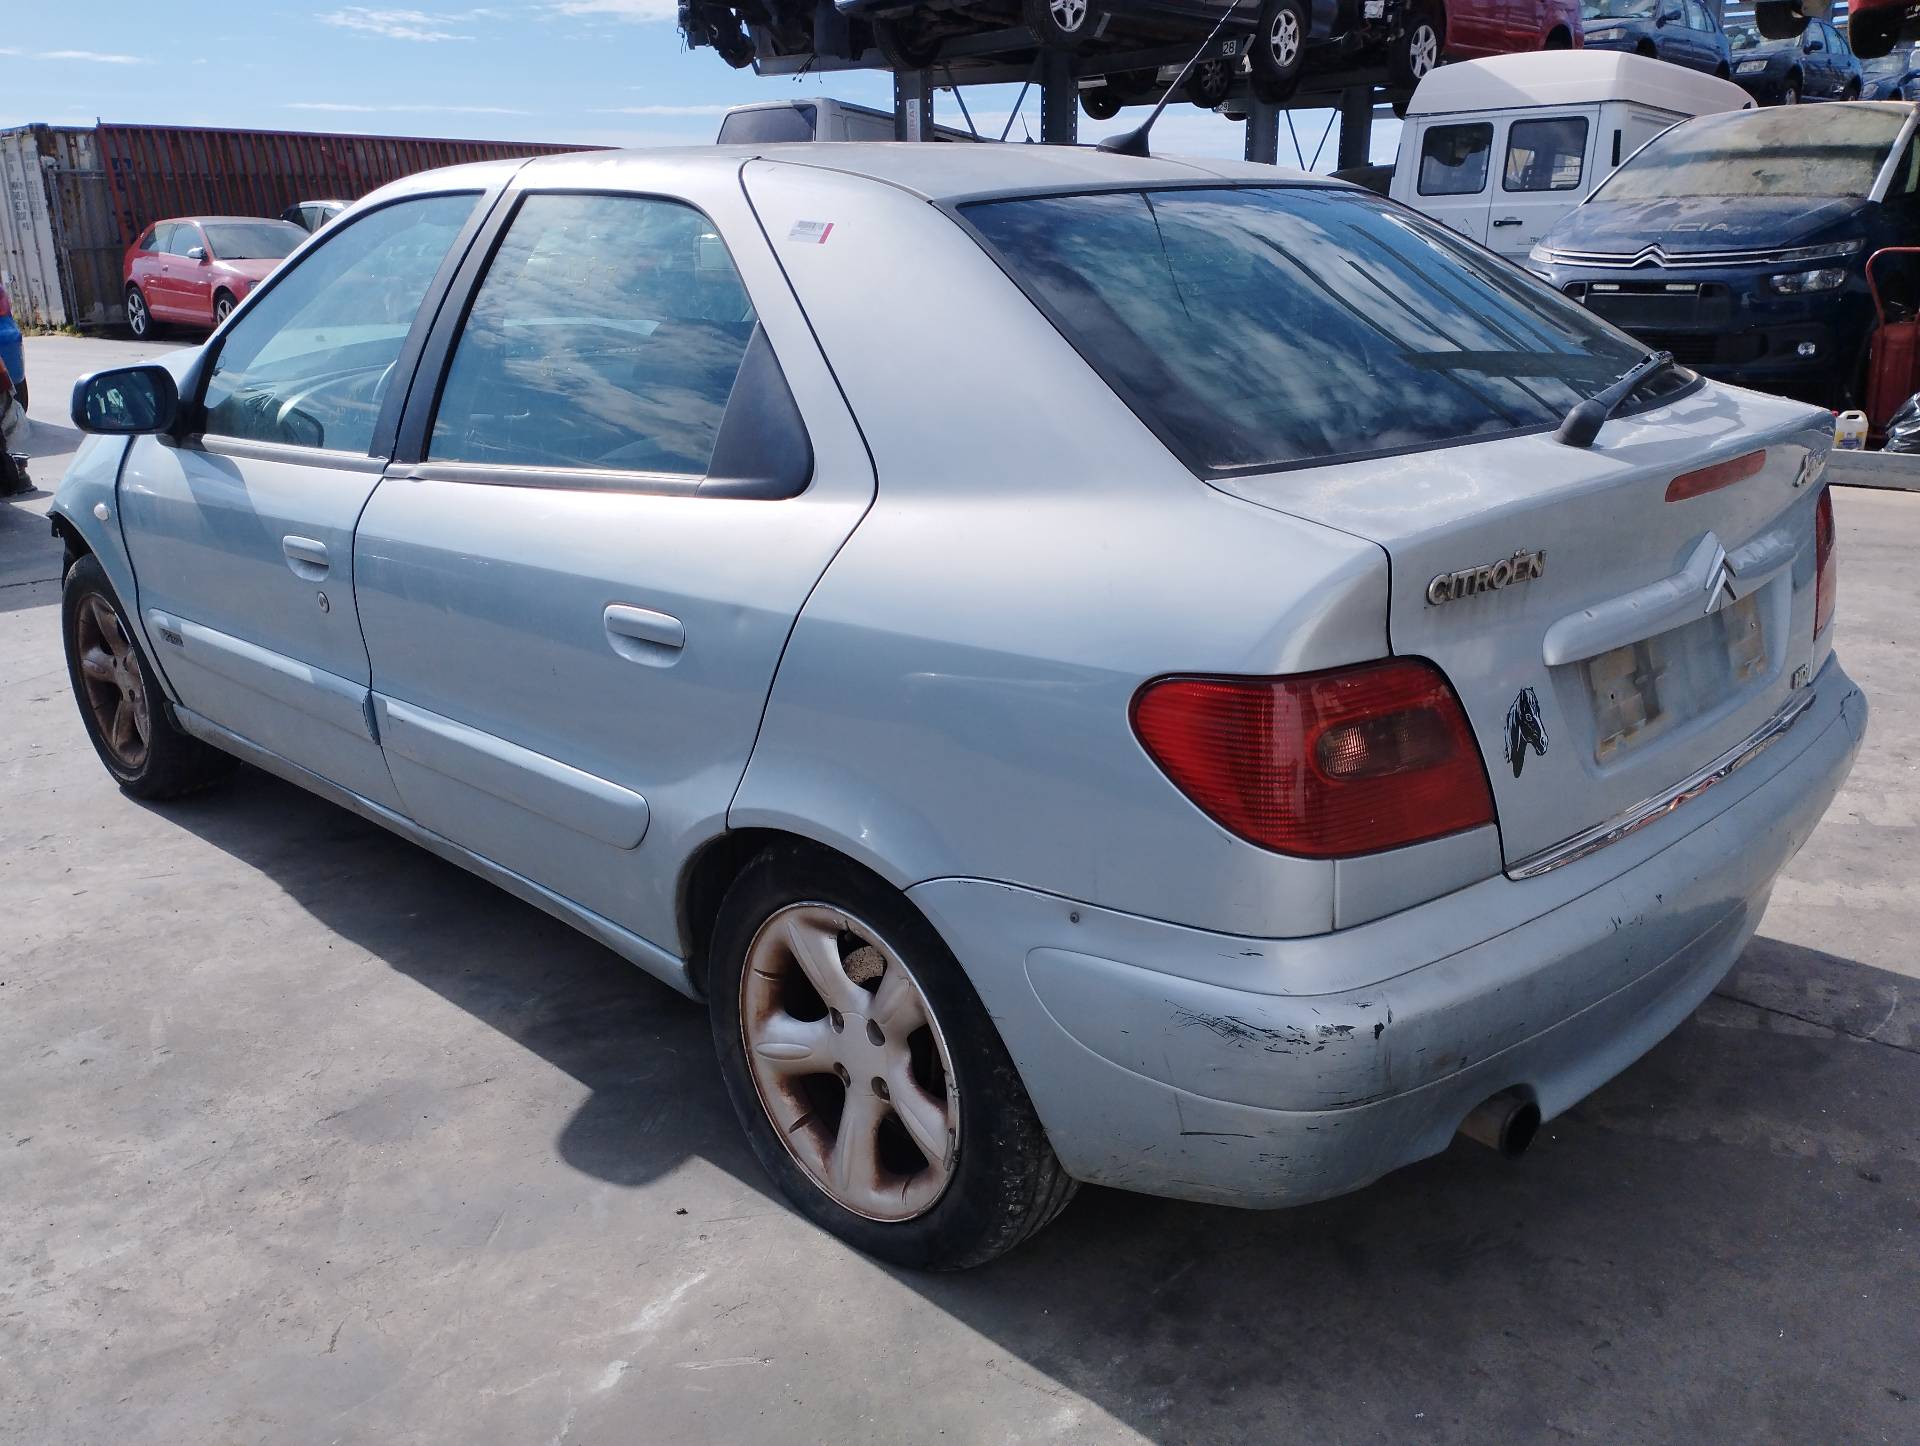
[1081, 85, 1124, 120]
[1544, 24, 1571, 47]
[1187, 56, 1234, 109]
[1251, 0, 1310, 103]
[124, 285, 154, 340]
[62, 555, 236, 799]
[1388, 3, 1444, 89]
[0, 449, 25, 498]
[708, 844, 1076, 1270]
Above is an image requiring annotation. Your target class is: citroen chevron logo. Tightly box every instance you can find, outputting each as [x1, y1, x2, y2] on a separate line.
[1704, 542, 1736, 614]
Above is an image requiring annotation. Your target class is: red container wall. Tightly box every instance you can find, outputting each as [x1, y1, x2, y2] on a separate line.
[93, 123, 588, 247]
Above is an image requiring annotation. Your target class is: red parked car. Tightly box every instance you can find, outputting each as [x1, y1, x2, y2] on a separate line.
[122, 216, 306, 338]
[1388, 0, 1584, 88]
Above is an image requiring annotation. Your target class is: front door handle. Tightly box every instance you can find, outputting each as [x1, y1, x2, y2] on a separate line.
[1493, 216, 1523, 227]
[282, 535, 331, 580]
[604, 603, 684, 665]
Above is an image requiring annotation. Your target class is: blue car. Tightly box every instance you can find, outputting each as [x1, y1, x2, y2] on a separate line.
[1579, 0, 1733, 77]
[1726, 18, 1865, 104]
[1529, 102, 1920, 408]
[0, 278, 24, 413]
[1860, 45, 1920, 99]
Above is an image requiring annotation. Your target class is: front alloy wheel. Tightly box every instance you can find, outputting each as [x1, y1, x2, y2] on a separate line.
[213, 293, 236, 326]
[73, 590, 151, 773]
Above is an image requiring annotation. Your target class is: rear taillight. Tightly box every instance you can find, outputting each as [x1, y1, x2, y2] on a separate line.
[1814, 485, 1836, 638]
[1130, 658, 1495, 859]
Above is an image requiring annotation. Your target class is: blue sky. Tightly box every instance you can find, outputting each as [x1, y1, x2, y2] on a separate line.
[1, 3, 1394, 165]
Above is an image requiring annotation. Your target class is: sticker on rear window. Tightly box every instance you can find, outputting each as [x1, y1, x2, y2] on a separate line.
[788, 220, 834, 244]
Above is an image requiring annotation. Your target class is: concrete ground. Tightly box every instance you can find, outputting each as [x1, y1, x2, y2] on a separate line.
[2, 337, 1916, 1444]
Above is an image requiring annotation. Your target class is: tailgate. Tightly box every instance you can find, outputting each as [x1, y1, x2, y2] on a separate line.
[1210, 385, 1835, 868]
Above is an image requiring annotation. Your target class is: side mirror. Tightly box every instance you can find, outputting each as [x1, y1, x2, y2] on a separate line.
[187, 245, 207, 262]
[72, 364, 180, 435]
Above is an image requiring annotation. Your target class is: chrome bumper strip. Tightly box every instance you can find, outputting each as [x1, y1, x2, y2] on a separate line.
[1508, 688, 1819, 881]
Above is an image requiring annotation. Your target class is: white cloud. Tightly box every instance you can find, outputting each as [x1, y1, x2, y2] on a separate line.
[287, 101, 532, 114]
[319, 8, 475, 41]
[594, 103, 736, 115]
[550, 0, 679, 21]
[37, 50, 149, 64]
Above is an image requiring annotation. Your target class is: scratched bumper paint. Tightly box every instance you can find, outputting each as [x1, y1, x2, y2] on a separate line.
[909, 663, 1865, 1209]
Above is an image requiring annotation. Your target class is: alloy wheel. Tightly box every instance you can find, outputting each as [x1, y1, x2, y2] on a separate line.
[215, 296, 235, 324]
[74, 594, 150, 771]
[1050, 0, 1087, 32]
[126, 291, 148, 338]
[739, 903, 959, 1222]
[1269, 8, 1300, 66]
[1408, 22, 1439, 77]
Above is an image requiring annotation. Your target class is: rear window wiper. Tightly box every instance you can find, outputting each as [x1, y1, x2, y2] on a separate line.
[1555, 349, 1676, 448]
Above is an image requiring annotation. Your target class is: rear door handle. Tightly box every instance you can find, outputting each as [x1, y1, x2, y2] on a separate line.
[282, 535, 330, 580]
[604, 603, 684, 665]
[1493, 216, 1523, 227]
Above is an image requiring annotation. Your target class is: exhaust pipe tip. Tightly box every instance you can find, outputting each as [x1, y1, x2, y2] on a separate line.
[1458, 1090, 1542, 1160]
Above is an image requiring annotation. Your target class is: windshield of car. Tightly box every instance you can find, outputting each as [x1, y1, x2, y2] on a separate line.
[1592, 105, 1907, 200]
[1864, 50, 1914, 76]
[202, 222, 305, 260]
[1582, 0, 1656, 19]
[964, 186, 1666, 474]
[1725, 23, 1776, 50]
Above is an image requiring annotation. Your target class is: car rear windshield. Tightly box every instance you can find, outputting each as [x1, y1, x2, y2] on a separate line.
[717, 105, 817, 143]
[963, 186, 1660, 474]
[1594, 106, 1908, 201]
[203, 222, 305, 260]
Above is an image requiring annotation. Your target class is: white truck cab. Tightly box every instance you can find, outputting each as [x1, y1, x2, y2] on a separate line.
[1389, 52, 1752, 260]
[716, 98, 983, 144]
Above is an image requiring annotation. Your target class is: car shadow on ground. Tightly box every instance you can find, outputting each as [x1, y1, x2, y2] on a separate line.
[149, 764, 1920, 1440]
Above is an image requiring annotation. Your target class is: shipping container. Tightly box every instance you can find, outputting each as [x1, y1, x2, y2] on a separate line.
[0, 122, 588, 329]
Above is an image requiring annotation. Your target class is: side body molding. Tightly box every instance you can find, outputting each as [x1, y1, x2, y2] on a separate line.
[373, 696, 650, 850]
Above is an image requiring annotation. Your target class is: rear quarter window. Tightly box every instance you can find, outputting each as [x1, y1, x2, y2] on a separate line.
[717, 105, 818, 143]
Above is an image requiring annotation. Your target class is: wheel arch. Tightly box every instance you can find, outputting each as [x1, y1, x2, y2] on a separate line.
[679, 825, 923, 997]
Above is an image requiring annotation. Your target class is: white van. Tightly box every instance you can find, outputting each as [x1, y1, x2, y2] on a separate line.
[1389, 52, 1751, 261]
[716, 98, 983, 144]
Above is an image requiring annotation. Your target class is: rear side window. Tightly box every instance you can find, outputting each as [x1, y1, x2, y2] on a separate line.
[429, 193, 757, 476]
[1504, 117, 1588, 192]
[965, 186, 1660, 474]
[1595, 105, 1907, 199]
[1418, 124, 1493, 196]
[717, 105, 818, 143]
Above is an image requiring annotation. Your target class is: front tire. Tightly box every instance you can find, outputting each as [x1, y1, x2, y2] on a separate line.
[708, 844, 1076, 1269]
[1081, 85, 1124, 120]
[124, 285, 153, 340]
[1782, 74, 1801, 103]
[62, 555, 235, 799]
[1251, 0, 1310, 103]
[1389, 4, 1444, 89]
[213, 290, 238, 327]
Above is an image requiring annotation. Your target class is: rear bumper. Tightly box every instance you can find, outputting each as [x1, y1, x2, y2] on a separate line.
[911, 659, 1865, 1208]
